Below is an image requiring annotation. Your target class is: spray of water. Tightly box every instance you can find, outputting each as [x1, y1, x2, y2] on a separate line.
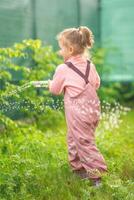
[97, 101, 131, 135]
[5, 83, 32, 97]
[0, 81, 48, 99]
[0, 80, 63, 114]
[0, 80, 131, 133]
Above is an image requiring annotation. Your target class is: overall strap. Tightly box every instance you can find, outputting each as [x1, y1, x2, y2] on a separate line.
[65, 60, 90, 84]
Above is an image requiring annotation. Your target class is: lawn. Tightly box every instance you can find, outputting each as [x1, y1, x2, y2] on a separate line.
[0, 109, 134, 200]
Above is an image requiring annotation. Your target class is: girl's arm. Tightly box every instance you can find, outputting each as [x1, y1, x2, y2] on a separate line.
[48, 64, 66, 95]
[31, 64, 66, 95]
[90, 63, 101, 90]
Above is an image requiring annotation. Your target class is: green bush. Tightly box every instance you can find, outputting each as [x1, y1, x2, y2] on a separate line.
[92, 47, 134, 106]
[0, 39, 64, 129]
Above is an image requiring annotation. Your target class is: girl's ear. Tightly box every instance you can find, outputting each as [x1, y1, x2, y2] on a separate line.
[69, 46, 74, 54]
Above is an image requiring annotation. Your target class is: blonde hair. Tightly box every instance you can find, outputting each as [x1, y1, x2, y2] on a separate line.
[56, 26, 94, 55]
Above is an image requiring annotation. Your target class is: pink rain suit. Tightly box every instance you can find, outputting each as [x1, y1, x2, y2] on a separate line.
[48, 55, 107, 179]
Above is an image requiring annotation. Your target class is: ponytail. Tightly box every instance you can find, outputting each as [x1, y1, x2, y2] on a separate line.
[78, 26, 94, 48]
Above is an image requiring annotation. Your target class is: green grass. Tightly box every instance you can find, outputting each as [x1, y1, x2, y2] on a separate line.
[0, 110, 134, 200]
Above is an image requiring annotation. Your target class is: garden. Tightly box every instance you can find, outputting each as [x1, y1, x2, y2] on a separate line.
[0, 40, 134, 199]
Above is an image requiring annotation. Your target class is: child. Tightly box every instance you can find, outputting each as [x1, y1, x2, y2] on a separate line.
[33, 26, 107, 186]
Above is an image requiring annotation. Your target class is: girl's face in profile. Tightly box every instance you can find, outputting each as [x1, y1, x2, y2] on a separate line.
[58, 39, 73, 61]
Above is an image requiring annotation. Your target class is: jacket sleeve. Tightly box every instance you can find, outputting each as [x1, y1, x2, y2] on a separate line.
[48, 64, 66, 95]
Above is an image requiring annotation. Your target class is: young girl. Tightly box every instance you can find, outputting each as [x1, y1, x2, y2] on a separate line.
[33, 26, 107, 186]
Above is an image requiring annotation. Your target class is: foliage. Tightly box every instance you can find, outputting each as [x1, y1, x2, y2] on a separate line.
[98, 81, 134, 106]
[0, 110, 133, 199]
[92, 47, 134, 106]
[0, 39, 64, 129]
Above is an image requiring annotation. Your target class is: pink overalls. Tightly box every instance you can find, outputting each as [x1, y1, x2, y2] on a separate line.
[49, 55, 107, 179]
